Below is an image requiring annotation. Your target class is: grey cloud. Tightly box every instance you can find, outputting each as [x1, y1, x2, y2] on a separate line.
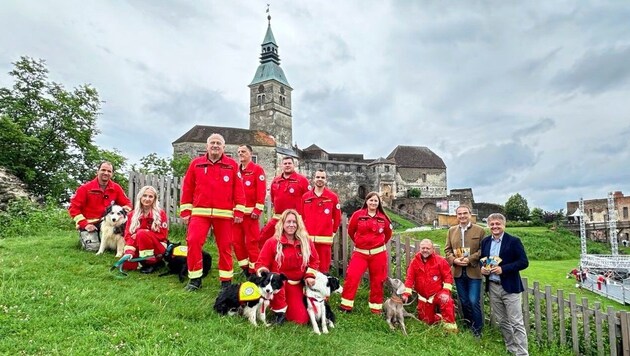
[552, 46, 630, 95]
[512, 118, 555, 139]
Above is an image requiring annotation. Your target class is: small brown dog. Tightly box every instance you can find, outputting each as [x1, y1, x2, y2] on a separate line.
[383, 277, 418, 336]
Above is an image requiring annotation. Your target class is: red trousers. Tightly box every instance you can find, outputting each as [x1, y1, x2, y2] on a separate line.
[232, 215, 260, 273]
[187, 216, 233, 281]
[340, 250, 388, 313]
[417, 289, 456, 326]
[270, 281, 309, 324]
[122, 229, 166, 270]
[314, 243, 332, 274]
[258, 218, 279, 249]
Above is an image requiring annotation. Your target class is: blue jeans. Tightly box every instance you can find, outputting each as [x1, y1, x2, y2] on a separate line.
[455, 269, 483, 335]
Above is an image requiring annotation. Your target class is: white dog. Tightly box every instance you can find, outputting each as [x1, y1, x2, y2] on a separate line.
[305, 272, 343, 335]
[96, 204, 127, 257]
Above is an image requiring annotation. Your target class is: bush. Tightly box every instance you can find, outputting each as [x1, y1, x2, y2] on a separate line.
[0, 198, 73, 239]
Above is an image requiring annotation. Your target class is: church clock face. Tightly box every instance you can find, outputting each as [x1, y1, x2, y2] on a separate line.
[280, 86, 285, 95]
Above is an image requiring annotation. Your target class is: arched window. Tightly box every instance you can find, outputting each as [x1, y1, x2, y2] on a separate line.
[257, 95, 262, 105]
[258, 85, 265, 93]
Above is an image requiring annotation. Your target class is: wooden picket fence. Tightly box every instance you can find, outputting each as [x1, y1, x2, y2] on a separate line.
[129, 172, 629, 355]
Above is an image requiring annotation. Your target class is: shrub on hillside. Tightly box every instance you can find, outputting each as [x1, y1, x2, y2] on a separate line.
[0, 198, 73, 239]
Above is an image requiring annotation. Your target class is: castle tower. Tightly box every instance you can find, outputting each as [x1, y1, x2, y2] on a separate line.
[249, 14, 293, 149]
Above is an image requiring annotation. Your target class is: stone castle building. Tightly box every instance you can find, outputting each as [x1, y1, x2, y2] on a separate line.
[173, 16, 473, 223]
[566, 191, 630, 242]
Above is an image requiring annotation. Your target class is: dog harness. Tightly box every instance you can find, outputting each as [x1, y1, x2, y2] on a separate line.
[172, 245, 188, 257]
[238, 281, 262, 302]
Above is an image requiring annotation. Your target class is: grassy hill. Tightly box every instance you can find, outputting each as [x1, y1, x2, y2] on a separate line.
[4, 203, 628, 354]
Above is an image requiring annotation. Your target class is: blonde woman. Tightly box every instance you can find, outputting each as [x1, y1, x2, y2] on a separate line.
[255, 209, 319, 325]
[122, 186, 169, 273]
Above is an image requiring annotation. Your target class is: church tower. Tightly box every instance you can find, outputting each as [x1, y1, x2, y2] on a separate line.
[249, 14, 293, 149]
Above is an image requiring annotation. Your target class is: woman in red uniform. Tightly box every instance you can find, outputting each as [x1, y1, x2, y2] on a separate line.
[122, 185, 169, 273]
[256, 209, 319, 325]
[340, 192, 393, 314]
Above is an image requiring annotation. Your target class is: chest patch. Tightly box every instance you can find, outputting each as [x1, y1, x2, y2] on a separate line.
[223, 176, 230, 182]
[324, 208, 330, 215]
[245, 181, 251, 186]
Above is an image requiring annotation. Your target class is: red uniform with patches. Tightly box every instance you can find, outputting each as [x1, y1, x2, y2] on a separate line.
[340, 208, 392, 313]
[255, 234, 319, 324]
[121, 209, 169, 270]
[232, 161, 267, 274]
[68, 178, 131, 229]
[299, 188, 341, 273]
[403, 252, 457, 330]
[180, 154, 246, 282]
[259, 172, 309, 247]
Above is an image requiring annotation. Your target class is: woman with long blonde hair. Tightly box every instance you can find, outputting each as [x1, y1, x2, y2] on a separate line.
[122, 185, 169, 273]
[255, 209, 319, 325]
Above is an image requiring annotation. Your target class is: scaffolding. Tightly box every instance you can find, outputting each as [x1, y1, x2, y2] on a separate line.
[608, 192, 619, 255]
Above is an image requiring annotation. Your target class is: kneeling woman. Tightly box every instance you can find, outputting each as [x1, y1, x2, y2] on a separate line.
[122, 185, 169, 272]
[255, 209, 319, 324]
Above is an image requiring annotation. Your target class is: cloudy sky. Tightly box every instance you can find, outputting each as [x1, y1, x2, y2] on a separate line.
[2, 1, 630, 211]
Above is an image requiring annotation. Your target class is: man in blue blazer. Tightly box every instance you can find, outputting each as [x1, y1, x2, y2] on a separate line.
[480, 213, 529, 356]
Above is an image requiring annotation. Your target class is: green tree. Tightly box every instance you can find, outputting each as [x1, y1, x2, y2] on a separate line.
[132, 152, 191, 177]
[86, 148, 129, 192]
[171, 153, 191, 177]
[530, 207, 544, 226]
[407, 188, 421, 198]
[505, 193, 530, 221]
[0, 57, 101, 202]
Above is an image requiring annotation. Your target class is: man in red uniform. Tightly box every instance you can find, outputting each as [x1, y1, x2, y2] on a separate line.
[180, 133, 246, 291]
[258, 156, 309, 247]
[232, 144, 266, 277]
[403, 239, 457, 332]
[299, 169, 341, 274]
[68, 161, 132, 251]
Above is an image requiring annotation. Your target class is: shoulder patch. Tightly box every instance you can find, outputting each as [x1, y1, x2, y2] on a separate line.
[259, 174, 265, 181]
[237, 171, 242, 179]
[161, 222, 168, 229]
[307, 185, 312, 191]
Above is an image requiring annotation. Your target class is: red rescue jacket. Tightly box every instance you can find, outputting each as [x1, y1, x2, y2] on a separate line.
[404, 252, 454, 299]
[256, 234, 319, 282]
[270, 172, 309, 215]
[299, 188, 341, 244]
[68, 178, 131, 229]
[239, 161, 266, 217]
[347, 208, 392, 250]
[180, 154, 246, 219]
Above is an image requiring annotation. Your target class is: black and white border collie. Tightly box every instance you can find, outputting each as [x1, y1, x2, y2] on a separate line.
[304, 272, 343, 334]
[213, 271, 287, 327]
[159, 241, 212, 282]
[96, 204, 127, 257]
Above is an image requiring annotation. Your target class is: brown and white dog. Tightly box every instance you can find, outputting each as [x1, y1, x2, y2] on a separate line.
[304, 272, 343, 335]
[383, 277, 418, 336]
[96, 204, 127, 257]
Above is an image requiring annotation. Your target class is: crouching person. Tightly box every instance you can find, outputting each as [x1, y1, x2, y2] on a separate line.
[255, 209, 319, 325]
[402, 239, 457, 332]
[68, 161, 131, 251]
[121, 186, 169, 273]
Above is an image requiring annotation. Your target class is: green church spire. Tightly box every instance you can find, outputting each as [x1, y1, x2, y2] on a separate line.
[250, 10, 291, 87]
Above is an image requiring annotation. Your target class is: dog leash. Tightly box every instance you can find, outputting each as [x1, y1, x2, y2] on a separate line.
[109, 254, 159, 278]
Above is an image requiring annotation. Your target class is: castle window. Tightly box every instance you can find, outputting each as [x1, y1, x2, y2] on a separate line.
[372, 167, 375, 173]
[262, 94, 266, 103]
[258, 85, 265, 93]
[385, 165, 390, 172]
[422, 173, 427, 182]
[624, 207, 628, 219]
[257, 95, 262, 105]
[280, 86, 285, 95]
[252, 155, 257, 164]
[356, 166, 362, 173]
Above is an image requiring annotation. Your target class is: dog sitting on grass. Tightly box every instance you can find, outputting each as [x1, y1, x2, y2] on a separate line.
[304, 272, 343, 335]
[159, 241, 212, 282]
[96, 204, 127, 257]
[383, 277, 418, 336]
[213, 271, 287, 327]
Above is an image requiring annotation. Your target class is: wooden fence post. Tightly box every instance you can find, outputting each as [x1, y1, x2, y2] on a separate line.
[593, 302, 604, 356]
[533, 281, 542, 343]
[607, 306, 617, 356]
[558, 289, 566, 346]
[582, 297, 591, 354]
[620, 311, 630, 356]
[545, 285, 553, 343]
[569, 293, 579, 354]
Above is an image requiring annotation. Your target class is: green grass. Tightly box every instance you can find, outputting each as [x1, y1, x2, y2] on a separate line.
[0, 230, 574, 355]
[385, 208, 419, 232]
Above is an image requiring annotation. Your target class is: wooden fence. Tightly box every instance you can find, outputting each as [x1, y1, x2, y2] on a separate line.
[129, 172, 629, 355]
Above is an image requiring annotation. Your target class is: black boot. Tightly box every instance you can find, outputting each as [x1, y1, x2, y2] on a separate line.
[220, 280, 231, 289]
[185, 278, 202, 291]
[273, 312, 286, 325]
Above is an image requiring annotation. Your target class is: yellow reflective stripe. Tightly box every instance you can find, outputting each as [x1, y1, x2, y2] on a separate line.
[139, 249, 154, 258]
[340, 298, 354, 307]
[237, 258, 249, 267]
[287, 279, 301, 285]
[191, 207, 234, 218]
[219, 269, 234, 279]
[73, 214, 86, 223]
[306, 267, 317, 276]
[443, 283, 453, 291]
[180, 204, 193, 211]
[272, 214, 282, 219]
[404, 287, 413, 295]
[418, 296, 428, 303]
[188, 269, 203, 279]
[124, 245, 136, 251]
[312, 235, 334, 244]
[255, 203, 265, 210]
[354, 245, 386, 255]
[87, 218, 100, 223]
[368, 302, 383, 310]
[234, 204, 246, 213]
[272, 306, 288, 313]
[242, 207, 254, 214]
